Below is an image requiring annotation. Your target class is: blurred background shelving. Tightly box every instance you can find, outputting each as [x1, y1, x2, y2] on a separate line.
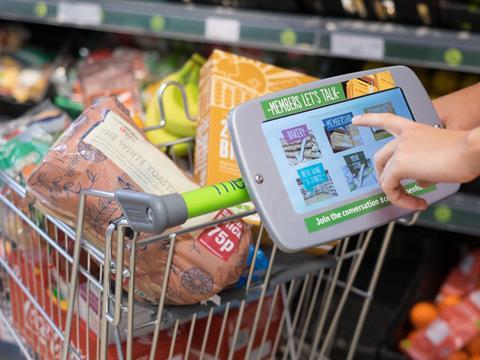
[0, 0, 480, 359]
[0, 1, 479, 73]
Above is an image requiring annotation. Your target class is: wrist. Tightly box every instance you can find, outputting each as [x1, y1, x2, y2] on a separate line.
[461, 128, 480, 181]
[432, 98, 449, 127]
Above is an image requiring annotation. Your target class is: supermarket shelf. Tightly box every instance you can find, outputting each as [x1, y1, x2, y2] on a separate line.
[0, 1, 480, 73]
[417, 192, 480, 237]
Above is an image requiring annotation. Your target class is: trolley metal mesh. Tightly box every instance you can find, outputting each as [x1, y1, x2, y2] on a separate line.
[0, 153, 404, 360]
[0, 82, 416, 359]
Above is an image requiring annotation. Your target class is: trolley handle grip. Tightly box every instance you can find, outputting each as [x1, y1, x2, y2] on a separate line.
[115, 190, 188, 234]
[115, 178, 251, 234]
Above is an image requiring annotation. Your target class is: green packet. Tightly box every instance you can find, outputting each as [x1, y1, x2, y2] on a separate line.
[0, 100, 72, 178]
[0, 132, 51, 173]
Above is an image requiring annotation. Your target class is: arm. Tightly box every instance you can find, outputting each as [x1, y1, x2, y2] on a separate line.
[352, 113, 480, 210]
[433, 82, 480, 130]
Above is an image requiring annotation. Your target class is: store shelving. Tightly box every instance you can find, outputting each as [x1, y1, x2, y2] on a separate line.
[0, 0, 480, 73]
[1, 0, 480, 245]
[417, 192, 480, 237]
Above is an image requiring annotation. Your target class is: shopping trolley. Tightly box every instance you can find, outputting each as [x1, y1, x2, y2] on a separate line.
[0, 81, 419, 360]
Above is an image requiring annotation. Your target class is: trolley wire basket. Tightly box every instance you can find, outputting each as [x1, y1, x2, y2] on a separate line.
[0, 81, 419, 360]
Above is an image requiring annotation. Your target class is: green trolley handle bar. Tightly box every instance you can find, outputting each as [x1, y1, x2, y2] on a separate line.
[114, 178, 251, 234]
[182, 178, 250, 218]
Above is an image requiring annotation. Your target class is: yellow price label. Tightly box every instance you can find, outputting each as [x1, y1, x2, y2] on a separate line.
[34, 1, 48, 17]
[280, 28, 297, 46]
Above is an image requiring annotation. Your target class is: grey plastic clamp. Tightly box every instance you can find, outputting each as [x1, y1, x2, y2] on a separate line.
[115, 190, 188, 234]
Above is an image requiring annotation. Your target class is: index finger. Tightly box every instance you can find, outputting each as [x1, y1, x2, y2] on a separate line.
[351, 113, 413, 137]
[382, 161, 428, 211]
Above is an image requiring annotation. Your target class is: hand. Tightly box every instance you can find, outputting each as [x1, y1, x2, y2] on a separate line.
[352, 113, 477, 210]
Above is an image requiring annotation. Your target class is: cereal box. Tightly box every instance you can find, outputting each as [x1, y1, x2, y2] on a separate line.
[194, 49, 317, 186]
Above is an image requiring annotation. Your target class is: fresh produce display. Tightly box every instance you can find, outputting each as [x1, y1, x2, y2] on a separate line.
[144, 53, 205, 156]
[144, 53, 204, 137]
[409, 302, 438, 330]
[401, 251, 480, 359]
[143, 125, 191, 157]
[0, 47, 54, 104]
[26, 97, 252, 305]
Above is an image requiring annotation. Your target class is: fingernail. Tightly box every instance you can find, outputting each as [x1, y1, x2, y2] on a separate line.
[351, 115, 361, 123]
[418, 202, 427, 211]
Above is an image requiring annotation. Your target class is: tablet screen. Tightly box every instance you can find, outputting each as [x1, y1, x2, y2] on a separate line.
[262, 87, 414, 214]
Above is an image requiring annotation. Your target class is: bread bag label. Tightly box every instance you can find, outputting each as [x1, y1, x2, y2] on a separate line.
[83, 110, 211, 227]
[84, 110, 192, 195]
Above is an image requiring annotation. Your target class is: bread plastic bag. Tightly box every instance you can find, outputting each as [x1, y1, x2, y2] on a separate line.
[26, 97, 251, 305]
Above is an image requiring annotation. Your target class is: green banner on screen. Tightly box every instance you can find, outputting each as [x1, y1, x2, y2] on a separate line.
[304, 183, 436, 233]
[261, 83, 346, 120]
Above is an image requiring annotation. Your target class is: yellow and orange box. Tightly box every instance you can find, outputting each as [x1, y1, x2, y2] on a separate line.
[194, 49, 317, 186]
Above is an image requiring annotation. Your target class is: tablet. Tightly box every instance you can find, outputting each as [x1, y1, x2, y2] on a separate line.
[228, 66, 459, 252]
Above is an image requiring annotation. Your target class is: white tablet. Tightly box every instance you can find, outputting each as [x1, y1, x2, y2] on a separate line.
[228, 66, 459, 251]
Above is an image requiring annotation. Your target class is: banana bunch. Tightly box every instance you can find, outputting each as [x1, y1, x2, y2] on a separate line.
[144, 54, 205, 157]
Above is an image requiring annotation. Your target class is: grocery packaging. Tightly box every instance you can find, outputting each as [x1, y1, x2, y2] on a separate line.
[371, 0, 440, 25]
[54, 47, 161, 120]
[345, 71, 395, 98]
[400, 250, 480, 359]
[436, 250, 480, 302]
[192, 49, 318, 231]
[0, 101, 71, 179]
[302, 0, 441, 24]
[0, 184, 36, 250]
[77, 56, 144, 127]
[26, 97, 251, 305]
[406, 290, 480, 359]
[192, 49, 341, 255]
[0, 47, 53, 105]
[8, 249, 189, 359]
[50, 255, 163, 345]
[194, 49, 316, 186]
[112, 47, 151, 82]
[191, 293, 284, 359]
[235, 244, 269, 288]
[0, 100, 70, 139]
